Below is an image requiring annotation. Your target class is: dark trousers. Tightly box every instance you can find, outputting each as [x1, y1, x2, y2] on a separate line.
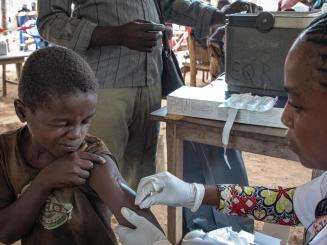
[183, 141, 254, 234]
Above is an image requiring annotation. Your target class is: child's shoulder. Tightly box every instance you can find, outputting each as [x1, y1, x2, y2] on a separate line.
[0, 127, 24, 152]
[0, 127, 25, 176]
[0, 127, 22, 138]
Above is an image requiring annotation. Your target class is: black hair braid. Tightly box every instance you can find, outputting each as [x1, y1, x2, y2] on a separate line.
[305, 13, 327, 45]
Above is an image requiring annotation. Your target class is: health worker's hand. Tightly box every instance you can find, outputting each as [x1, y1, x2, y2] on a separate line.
[115, 208, 171, 245]
[135, 171, 205, 212]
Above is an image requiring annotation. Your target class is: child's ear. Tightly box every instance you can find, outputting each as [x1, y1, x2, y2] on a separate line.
[14, 99, 28, 123]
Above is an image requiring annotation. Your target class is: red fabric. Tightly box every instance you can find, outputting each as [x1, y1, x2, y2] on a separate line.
[278, 0, 302, 11]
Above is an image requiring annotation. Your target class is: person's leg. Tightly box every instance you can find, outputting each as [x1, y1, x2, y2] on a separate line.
[89, 87, 137, 185]
[90, 83, 161, 190]
[19, 31, 25, 51]
[123, 82, 162, 189]
[33, 37, 42, 49]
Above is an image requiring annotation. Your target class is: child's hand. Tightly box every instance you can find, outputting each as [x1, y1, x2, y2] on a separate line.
[34, 152, 106, 191]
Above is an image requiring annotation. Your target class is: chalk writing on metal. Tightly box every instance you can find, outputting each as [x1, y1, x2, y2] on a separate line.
[242, 64, 255, 84]
[230, 61, 272, 86]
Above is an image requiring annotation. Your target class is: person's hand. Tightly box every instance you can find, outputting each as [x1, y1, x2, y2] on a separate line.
[34, 151, 106, 191]
[222, 0, 262, 15]
[166, 26, 173, 40]
[211, 1, 263, 25]
[120, 20, 166, 52]
[115, 208, 171, 245]
[135, 171, 205, 212]
[209, 25, 226, 44]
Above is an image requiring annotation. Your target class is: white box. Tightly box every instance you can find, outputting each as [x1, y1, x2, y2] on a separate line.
[167, 82, 286, 129]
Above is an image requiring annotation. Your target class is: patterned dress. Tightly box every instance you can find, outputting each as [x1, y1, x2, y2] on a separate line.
[217, 184, 300, 226]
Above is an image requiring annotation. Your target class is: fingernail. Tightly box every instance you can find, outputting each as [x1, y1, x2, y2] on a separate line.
[100, 156, 106, 163]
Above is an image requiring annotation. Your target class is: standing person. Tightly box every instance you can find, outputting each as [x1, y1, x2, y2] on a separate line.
[17, 4, 31, 51]
[37, 0, 258, 190]
[18, 4, 30, 13]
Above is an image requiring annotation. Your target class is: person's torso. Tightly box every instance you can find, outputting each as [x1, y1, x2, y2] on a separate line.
[72, 0, 159, 27]
[0, 127, 117, 245]
[72, 0, 163, 88]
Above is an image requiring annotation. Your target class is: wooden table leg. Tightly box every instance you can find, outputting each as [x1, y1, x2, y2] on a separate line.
[166, 122, 184, 244]
[188, 36, 197, 87]
[2, 64, 6, 97]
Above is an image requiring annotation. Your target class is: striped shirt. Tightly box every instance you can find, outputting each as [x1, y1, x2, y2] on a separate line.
[37, 0, 216, 88]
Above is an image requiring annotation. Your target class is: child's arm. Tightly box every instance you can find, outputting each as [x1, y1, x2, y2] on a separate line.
[0, 152, 101, 244]
[213, 184, 300, 226]
[88, 155, 163, 230]
[0, 176, 51, 244]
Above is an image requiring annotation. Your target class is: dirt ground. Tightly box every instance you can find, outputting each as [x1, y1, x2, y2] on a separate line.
[0, 67, 311, 244]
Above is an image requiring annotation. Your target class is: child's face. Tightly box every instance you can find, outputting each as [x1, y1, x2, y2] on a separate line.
[19, 92, 97, 157]
[282, 40, 327, 170]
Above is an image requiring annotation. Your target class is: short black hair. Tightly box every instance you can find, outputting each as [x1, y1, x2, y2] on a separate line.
[18, 46, 98, 111]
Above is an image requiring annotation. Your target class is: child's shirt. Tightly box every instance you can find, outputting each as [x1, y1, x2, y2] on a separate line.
[0, 127, 117, 245]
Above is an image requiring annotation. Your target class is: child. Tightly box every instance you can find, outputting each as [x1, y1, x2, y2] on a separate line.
[115, 13, 327, 245]
[0, 46, 161, 245]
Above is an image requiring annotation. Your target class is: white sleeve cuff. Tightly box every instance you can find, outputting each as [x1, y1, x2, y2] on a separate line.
[191, 183, 205, 212]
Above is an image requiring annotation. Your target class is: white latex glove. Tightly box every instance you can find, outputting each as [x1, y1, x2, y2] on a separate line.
[115, 208, 171, 245]
[135, 171, 205, 212]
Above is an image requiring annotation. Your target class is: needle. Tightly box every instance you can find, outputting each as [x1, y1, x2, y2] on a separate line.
[120, 182, 137, 198]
